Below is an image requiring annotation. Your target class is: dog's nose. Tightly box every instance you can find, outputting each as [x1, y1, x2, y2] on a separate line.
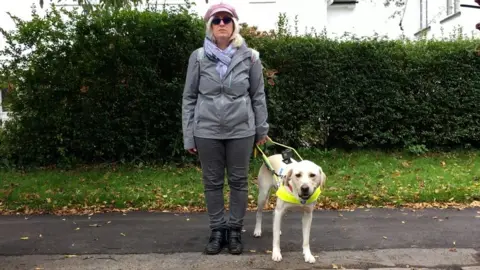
[301, 185, 309, 194]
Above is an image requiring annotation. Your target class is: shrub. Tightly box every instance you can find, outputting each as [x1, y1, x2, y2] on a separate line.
[250, 37, 480, 150]
[0, 5, 204, 167]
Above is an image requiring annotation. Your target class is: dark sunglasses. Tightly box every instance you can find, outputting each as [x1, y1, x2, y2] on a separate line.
[212, 17, 233, 25]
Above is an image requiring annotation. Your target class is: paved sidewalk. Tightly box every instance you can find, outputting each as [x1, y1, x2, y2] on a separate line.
[0, 207, 479, 269]
[1, 249, 479, 270]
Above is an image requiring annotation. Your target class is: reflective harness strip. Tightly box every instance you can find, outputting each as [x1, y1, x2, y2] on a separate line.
[276, 184, 322, 205]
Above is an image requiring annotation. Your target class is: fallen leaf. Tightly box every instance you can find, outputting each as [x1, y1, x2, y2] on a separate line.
[332, 264, 339, 269]
[392, 170, 401, 177]
[64, 254, 77, 258]
[89, 224, 101, 227]
[39, 234, 43, 238]
[20, 236, 29, 240]
[402, 221, 406, 224]
[441, 161, 446, 167]
[75, 227, 80, 231]
[120, 233, 126, 236]
[383, 236, 388, 239]
[453, 241, 456, 245]
[249, 250, 256, 253]
[35, 268, 44, 270]
[46, 198, 51, 203]
[186, 218, 190, 221]
[107, 221, 111, 224]
[265, 250, 272, 254]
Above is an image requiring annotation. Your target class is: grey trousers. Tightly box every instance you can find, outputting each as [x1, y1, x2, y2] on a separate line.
[194, 135, 255, 230]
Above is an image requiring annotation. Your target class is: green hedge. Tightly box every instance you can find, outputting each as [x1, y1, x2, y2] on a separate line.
[1, 6, 480, 167]
[249, 36, 480, 151]
[0, 6, 204, 166]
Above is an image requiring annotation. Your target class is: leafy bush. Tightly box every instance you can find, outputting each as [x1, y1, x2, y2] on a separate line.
[251, 37, 480, 150]
[1, 6, 480, 168]
[0, 5, 204, 167]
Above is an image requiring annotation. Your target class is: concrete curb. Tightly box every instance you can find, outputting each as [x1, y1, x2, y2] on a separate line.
[1, 248, 479, 270]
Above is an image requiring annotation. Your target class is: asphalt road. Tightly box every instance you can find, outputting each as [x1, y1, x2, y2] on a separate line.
[0, 207, 479, 256]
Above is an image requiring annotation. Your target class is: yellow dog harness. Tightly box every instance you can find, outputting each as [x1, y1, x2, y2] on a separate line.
[276, 184, 322, 205]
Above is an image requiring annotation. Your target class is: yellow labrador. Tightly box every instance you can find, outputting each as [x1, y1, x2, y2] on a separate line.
[253, 154, 326, 263]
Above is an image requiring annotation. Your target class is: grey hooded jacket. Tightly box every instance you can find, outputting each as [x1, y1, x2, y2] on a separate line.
[182, 44, 269, 150]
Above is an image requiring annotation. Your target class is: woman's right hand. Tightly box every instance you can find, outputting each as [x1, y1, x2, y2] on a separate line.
[187, 148, 197, 155]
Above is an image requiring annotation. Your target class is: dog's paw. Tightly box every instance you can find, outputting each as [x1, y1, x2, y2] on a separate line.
[272, 249, 282, 262]
[303, 252, 316, 264]
[253, 228, 262, 238]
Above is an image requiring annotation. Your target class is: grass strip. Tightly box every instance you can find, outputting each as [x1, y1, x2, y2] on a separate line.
[0, 149, 479, 215]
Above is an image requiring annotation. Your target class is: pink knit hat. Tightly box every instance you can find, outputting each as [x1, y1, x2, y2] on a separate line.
[203, 3, 239, 22]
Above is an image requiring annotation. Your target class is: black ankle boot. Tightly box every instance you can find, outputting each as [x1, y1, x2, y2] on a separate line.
[227, 228, 243, 255]
[205, 228, 226, 255]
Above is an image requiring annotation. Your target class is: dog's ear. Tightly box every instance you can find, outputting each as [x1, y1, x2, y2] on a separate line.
[282, 167, 293, 186]
[320, 171, 327, 188]
[318, 166, 326, 188]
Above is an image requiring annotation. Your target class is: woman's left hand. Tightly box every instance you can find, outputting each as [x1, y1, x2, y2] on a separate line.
[256, 135, 269, 145]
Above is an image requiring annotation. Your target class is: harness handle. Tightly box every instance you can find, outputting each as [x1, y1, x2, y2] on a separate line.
[254, 137, 304, 182]
[254, 137, 303, 161]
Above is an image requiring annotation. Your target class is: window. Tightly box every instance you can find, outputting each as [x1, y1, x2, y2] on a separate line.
[446, 0, 460, 15]
[420, 0, 428, 29]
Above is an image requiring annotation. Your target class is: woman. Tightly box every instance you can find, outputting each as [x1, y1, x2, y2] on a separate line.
[181, 3, 269, 255]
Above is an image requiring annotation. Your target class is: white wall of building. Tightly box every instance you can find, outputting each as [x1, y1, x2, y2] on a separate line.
[2, 0, 480, 45]
[326, 1, 405, 39]
[400, 0, 480, 39]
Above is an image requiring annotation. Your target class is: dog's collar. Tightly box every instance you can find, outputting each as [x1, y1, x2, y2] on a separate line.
[276, 184, 322, 205]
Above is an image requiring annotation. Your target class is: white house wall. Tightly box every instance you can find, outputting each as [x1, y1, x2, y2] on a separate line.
[1, 0, 479, 52]
[401, 0, 480, 39]
[326, 1, 407, 39]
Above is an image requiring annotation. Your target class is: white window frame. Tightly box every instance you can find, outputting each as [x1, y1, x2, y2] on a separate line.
[446, 0, 460, 16]
[420, 0, 429, 29]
